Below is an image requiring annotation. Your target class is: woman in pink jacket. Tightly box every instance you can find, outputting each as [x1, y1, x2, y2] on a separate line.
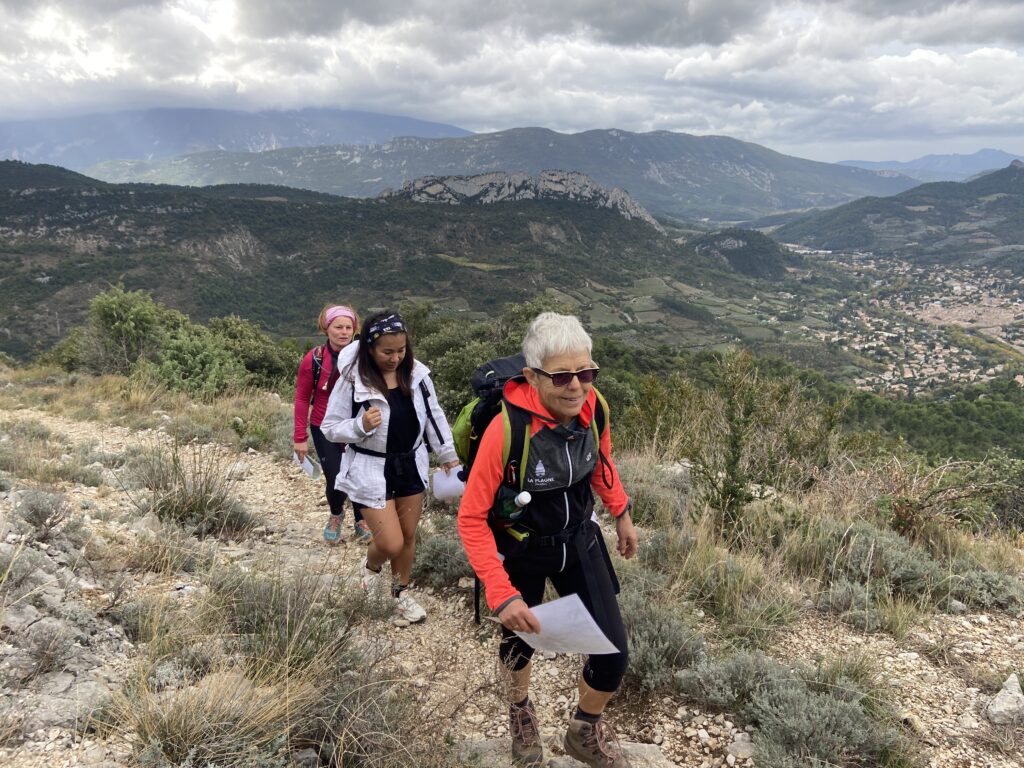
[293, 304, 369, 543]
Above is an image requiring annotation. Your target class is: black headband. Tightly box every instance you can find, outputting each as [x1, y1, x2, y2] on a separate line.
[367, 313, 405, 343]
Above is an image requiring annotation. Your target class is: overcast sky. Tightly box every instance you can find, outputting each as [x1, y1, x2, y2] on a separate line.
[2, 0, 1023, 162]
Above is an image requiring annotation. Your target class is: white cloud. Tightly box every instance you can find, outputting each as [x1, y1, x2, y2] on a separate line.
[0, 0, 1022, 160]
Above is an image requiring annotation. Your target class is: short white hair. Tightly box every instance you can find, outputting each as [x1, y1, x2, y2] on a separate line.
[521, 312, 592, 368]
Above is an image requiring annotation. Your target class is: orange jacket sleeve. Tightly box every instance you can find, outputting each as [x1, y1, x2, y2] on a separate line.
[457, 417, 520, 611]
[592, 412, 630, 517]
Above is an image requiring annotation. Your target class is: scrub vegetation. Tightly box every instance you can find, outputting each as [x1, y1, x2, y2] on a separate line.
[1, 293, 1022, 766]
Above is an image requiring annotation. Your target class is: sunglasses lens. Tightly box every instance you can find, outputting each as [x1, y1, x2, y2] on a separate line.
[546, 368, 599, 386]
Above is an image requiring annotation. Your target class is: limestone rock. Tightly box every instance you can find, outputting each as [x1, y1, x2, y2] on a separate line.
[131, 511, 163, 534]
[986, 673, 1024, 725]
[225, 460, 250, 480]
[726, 733, 755, 760]
[380, 170, 665, 233]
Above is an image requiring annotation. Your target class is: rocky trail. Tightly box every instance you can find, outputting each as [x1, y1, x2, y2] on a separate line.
[2, 407, 1022, 767]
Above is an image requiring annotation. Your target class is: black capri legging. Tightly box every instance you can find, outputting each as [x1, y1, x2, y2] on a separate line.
[309, 425, 358, 520]
[499, 522, 628, 694]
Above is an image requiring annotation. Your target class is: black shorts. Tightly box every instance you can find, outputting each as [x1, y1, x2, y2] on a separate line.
[351, 452, 425, 512]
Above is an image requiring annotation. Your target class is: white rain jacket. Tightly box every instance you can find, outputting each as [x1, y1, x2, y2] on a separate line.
[319, 343, 457, 509]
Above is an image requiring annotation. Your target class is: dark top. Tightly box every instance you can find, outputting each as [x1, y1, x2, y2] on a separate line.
[386, 387, 418, 453]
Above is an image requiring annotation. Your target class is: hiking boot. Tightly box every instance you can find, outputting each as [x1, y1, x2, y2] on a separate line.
[353, 519, 372, 544]
[323, 514, 342, 544]
[510, 700, 544, 767]
[395, 591, 426, 623]
[564, 715, 630, 768]
[360, 561, 381, 591]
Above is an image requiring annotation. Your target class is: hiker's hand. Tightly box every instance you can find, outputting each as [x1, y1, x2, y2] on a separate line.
[293, 442, 308, 462]
[498, 600, 541, 634]
[362, 407, 382, 431]
[441, 461, 460, 475]
[615, 512, 638, 560]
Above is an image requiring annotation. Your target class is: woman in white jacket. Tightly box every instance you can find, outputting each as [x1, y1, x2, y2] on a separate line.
[320, 310, 459, 623]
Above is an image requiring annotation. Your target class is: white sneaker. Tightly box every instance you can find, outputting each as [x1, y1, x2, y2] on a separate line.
[395, 591, 427, 623]
[360, 561, 381, 591]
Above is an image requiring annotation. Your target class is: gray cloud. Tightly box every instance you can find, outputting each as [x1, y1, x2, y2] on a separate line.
[0, 0, 1022, 160]
[235, 0, 768, 47]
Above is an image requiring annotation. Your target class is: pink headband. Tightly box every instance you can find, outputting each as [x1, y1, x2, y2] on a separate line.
[324, 306, 357, 328]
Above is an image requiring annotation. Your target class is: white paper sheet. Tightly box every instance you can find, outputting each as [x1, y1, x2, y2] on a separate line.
[511, 594, 618, 655]
[432, 467, 465, 500]
[293, 452, 317, 478]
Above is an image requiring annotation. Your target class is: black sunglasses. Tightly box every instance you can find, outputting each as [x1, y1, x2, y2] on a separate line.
[531, 366, 600, 387]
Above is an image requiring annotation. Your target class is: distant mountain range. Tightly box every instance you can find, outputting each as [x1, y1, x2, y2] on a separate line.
[88, 127, 915, 223]
[774, 161, 1024, 272]
[840, 149, 1024, 183]
[0, 108, 471, 171]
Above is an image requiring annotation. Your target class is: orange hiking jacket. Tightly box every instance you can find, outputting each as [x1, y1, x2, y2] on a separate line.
[457, 380, 630, 612]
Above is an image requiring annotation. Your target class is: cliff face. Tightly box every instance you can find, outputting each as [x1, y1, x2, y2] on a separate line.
[380, 170, 665, 232]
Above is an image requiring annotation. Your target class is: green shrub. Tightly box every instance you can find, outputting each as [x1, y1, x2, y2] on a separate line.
[23, 619, 75, 679]
[51, 285, 188, 375]
[207, 315, 297, 392]
[126, 528, 208, 575]
[15, 489, 71, 542]
[204, 566, 364, 672]
[618, 567, 705, 693]
[787, 518, 1024, 616]
[139, 445, 254, 539]
[948, 561, 1024, 612]
[124, 447, 176, 491]
[156, 325, 249, 400]
[412, 514, 471, 591]
[749, 683, 897, 768]
[614, 456, 691, 527]
[642, 528, 796, 645]
[109, 598, 172, 644]
[0, 547, 46, 602]
[677, 651, 910, 768]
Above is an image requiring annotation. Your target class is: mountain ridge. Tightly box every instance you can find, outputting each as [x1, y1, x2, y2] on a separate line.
[379, 170, 664, 232]
[88, 126, 917, 223]
[0, 107, 472, 171]
[840, 148, 1024, 183]
[773, 162, 1024, 271]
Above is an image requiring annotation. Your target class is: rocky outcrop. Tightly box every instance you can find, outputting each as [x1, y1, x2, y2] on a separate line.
[381, 170, 665, 233]
[986, 673, 1024, 725]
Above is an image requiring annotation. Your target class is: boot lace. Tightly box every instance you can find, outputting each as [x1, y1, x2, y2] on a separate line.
[511, 704, 540, 745]
[583, 718, 622, 763]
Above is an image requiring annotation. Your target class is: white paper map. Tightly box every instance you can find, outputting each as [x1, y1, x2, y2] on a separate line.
[293, 452, 317, 478]
[512, 594, 618, 655]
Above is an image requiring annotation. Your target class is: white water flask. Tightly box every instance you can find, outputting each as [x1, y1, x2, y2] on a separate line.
[432, 467, 466, 500]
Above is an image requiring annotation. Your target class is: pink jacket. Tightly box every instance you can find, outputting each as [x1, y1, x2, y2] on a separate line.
[293, 344, 340, 442]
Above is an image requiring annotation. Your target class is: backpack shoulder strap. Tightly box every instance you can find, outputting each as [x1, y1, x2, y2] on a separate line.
[499, 400, 532, 491]
[589, 387, 614, 490]
[309, 345, 326, 405]
[590, 386, 609, 442]
[419, 380, 442, 451]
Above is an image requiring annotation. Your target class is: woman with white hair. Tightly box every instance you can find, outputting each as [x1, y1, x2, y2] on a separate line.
[458, 312, 638, 768]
